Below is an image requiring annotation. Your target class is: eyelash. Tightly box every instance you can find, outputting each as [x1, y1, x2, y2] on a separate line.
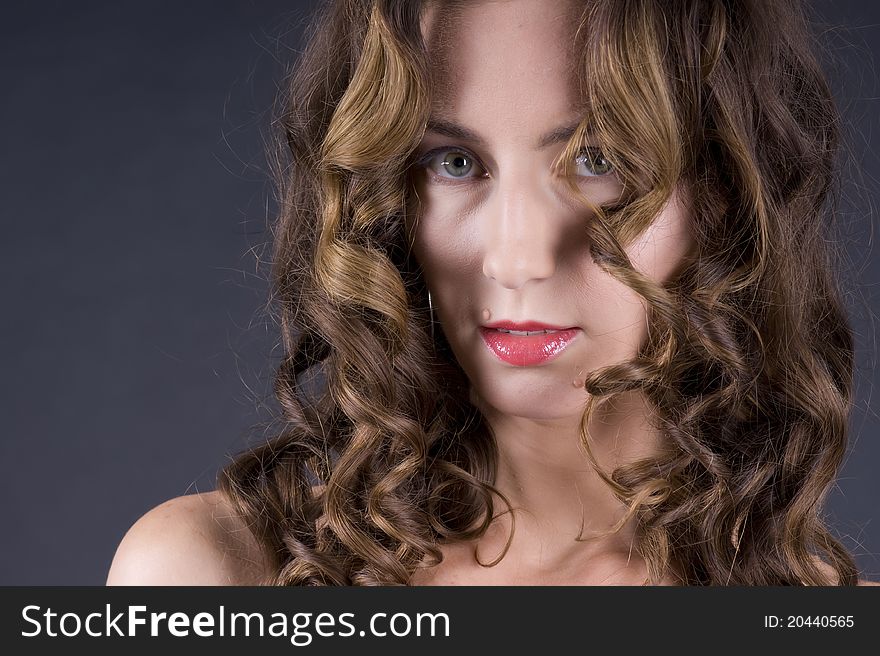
[414, 145, 613, 186]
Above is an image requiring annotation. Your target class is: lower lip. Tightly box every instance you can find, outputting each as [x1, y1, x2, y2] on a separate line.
[478, 327, 581, 366]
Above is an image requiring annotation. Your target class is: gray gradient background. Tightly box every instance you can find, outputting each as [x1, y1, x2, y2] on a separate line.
[1, 0, 877, 585]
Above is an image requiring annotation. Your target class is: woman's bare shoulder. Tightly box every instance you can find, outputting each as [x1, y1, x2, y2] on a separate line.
[811, 556, 879, 586]
[106, 490, 272, 586]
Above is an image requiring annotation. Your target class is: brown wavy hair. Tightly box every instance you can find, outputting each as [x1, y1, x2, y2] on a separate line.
[217, 0, 863, 585]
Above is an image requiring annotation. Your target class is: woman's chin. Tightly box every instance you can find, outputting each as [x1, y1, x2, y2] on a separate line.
[468, 378, 590, 424]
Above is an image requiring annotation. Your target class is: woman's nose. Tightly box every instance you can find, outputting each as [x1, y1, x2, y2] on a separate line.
[481, 181, 558, 289]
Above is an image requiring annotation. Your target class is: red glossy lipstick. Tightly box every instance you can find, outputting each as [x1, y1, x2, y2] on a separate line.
[479, 320, 581, 366]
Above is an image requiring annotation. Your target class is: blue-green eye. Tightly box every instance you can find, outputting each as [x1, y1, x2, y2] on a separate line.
[575, 147, 614, 177]
[419, 148, 486, 181]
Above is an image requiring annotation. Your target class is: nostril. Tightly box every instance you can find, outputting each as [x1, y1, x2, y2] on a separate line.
[482, 252, 555, 289]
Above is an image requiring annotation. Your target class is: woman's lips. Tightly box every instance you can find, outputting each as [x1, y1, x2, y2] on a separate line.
[478, 327, 581, 366]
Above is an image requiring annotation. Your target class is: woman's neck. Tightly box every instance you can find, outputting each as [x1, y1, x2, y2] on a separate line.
[473, 389, 666, 573]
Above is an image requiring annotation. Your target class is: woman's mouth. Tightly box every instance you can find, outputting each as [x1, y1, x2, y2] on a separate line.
[478, 326, 581, 366]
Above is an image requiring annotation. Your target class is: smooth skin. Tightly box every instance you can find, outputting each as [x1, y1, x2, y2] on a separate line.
[106, 489, 270, 586]
[107, 0, 878, 586]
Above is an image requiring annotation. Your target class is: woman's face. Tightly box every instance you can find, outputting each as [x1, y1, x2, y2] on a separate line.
[411, 0, 694, 423]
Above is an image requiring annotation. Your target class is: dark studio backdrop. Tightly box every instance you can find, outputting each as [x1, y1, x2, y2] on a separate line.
[1, 0, 878, 585]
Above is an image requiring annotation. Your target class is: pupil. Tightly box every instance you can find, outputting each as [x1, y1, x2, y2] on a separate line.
[443, 152, 470, 176]
[587, 150, 610, 174]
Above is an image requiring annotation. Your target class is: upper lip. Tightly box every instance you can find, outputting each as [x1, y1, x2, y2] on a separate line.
[483, 320, 577, 331]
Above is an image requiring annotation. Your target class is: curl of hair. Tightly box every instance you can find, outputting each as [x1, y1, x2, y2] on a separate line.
[219, 0, 861, 586]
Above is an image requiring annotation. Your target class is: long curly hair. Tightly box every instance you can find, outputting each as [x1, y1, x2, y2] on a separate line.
[217, 0, 862, 585]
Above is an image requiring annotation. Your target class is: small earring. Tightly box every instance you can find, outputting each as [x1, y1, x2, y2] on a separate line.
[427, 290, 435, 340]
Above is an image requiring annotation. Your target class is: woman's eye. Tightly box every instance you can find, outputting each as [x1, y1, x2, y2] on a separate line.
[422, 149, 486, 181]
[575, 147, 614, 177]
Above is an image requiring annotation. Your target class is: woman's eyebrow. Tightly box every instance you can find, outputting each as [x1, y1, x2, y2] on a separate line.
[424, 117, 586, 150]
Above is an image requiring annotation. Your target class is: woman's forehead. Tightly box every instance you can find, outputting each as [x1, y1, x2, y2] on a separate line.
[420, 0, 583, 114]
